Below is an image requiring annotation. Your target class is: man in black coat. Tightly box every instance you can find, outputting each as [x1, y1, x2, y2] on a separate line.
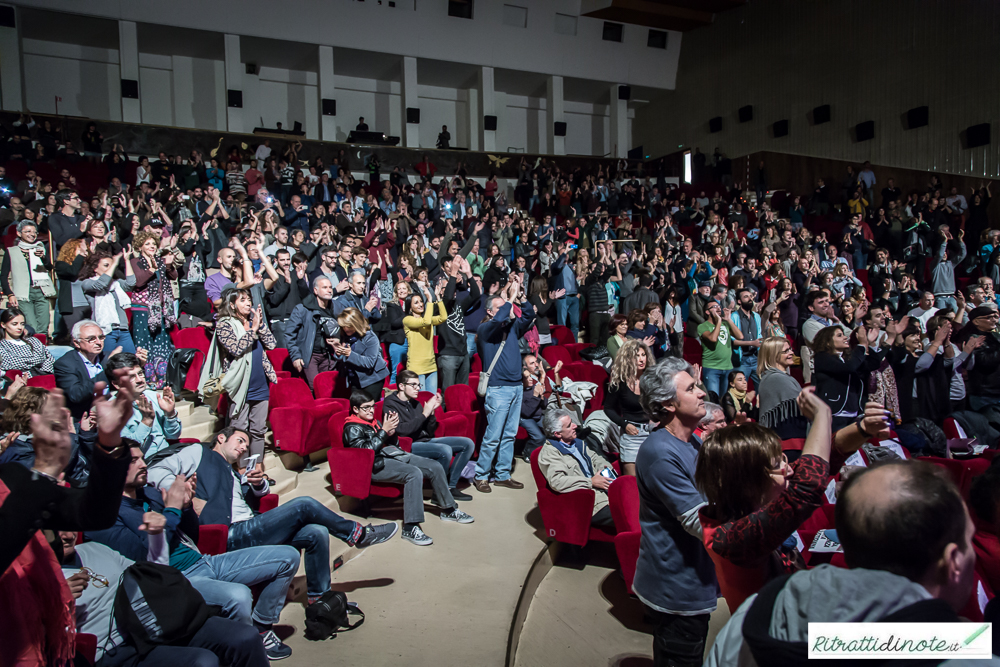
[54, 319, 114, 421]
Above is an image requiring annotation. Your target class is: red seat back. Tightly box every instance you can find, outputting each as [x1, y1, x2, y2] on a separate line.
[26, 374, 56, 390]
[313, 370, 339, 399]
[270, 377, 315, 411]
[170, 327, 212, 355]
[444, 384, 477, 413]
[266, 348, 291, 374]
[550, 326, 574, 346]
[328, 411, 348, 448]
[541, 346, 573, 368]
[608, 475, 640, 533]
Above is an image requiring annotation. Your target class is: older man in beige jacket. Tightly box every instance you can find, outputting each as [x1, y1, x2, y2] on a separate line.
[536, 408, 616, 528]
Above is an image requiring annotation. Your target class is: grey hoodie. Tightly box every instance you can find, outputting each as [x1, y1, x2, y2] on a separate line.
[704, 565, 992, 667]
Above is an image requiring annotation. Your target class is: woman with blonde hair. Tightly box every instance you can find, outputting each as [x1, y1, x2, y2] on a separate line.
[335, 307, 389, 400]
[756, 336, 807, 440]
[605, 338, 653, 476]
[129, 230, 177, 389]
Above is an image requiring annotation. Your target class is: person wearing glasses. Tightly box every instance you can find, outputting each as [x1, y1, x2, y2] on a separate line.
[46, 189, 87, 250]
[343, 389, 474, 546]
[55, 319, 116, 421]
[953, 306, 1000, 412]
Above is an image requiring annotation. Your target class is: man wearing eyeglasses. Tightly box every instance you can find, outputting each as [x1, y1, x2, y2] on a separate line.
[47, 188, 89, 250]
[55, 319, 120, 421]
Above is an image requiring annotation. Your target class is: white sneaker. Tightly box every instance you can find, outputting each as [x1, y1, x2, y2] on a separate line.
[402, 525, 433, 546]
[440, 508, 475, 524]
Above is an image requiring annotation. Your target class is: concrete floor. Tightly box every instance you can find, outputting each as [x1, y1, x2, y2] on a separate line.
[514, 545, 732, 667]
[270, 459, 546, 667]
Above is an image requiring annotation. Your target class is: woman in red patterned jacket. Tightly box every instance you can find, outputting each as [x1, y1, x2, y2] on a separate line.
[694, 387, 833, 611]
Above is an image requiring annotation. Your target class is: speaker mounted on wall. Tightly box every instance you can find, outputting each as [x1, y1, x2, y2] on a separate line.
[321, 99, 336, 116]
[0, 6, 16, 28]
[618, 85, 631, 101]
[245, 63, 257, 75]
[854, 120, 875, 142]
[812, 104, 831, 125]
[709, 116, 723, 133]
[906, 106, 928, 130]
[772, 119, 789, 138]
[738, 105, 753, 123]
[964, 123, 991, 149]
[406, 107, 420, 124]
[120, 79, 139, 100]
[484, 115, 498, 131]
[554, 121, 567, 137]
[227, 90, 243, 108]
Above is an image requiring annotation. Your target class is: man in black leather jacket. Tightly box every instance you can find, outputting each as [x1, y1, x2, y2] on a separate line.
[343, 389, 474, 546]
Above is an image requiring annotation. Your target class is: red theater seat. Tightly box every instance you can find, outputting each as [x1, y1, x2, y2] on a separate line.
[529, 448, 615, 548]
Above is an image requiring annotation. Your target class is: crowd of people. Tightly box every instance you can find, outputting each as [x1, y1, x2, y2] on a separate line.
[0, 118, 999, 666]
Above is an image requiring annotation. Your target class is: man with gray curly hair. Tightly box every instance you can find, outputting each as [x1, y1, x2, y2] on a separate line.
[633, 357, 716, 667]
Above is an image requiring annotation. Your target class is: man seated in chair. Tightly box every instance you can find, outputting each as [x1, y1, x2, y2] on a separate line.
[343, 389, 474, 547]
[536, 408, 616, 529]
[382, 370, 475, 501]
[87, 442, 301, 661]
[147, 426, 398, 607]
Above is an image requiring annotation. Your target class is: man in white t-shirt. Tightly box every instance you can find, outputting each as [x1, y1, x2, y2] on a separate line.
[907, 290, 940, 332]
[254, 139, 271, 163]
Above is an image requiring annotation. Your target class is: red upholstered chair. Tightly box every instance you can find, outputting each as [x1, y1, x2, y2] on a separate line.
[26, 374, 56, 390]
[470, 354, 482, 374]
[325, 410, 413, 508]
[550, 325, 574, 346]
[444, 383, 481, 440]
[198, 493, 279, 556]
[542, 346, 573, 369]
[32, 333, 47, 345]
[609, 475, 641, 594]
[313, 370, 340, 399]
[564, 343, 594, 362]
[265, 348, 292, 374]
[974, 527, 1000, 596]
[683, 336, 702, 365]
[4, 369, 22, 382]
[170, 326, 212, 392]
[269, 377, 342, 469]
[529, 448, 615, 547]
[77, 633, 98, 665]
[781, 438, 806, 452]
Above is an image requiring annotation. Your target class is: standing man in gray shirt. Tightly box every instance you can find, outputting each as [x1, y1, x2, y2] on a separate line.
[634, 357, 716, 667]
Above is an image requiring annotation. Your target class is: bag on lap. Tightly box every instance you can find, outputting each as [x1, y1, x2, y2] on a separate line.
[304, 590, 365, 641]
[113, 562, 219, 656]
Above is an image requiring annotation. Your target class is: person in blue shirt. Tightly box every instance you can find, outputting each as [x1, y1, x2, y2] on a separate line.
[473, 275, 535, 492]
[634, 357, 716, 667]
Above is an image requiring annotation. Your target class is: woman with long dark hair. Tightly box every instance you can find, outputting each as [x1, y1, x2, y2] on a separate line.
[0, 308, 54, 377]
[812, 325, 884, 430]
[215, 288, 276, 468]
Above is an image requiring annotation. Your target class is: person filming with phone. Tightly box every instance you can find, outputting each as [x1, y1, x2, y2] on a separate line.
[537, 408, 617, 529]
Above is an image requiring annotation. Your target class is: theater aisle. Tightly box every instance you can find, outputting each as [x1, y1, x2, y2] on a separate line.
[273, 461, 542, 667]
[514, 545, 731, 667]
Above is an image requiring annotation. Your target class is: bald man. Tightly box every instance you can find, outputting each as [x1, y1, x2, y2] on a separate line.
[707, 461, 983, 666]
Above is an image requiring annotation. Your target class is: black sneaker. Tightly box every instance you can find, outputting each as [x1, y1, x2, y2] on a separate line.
[450, 489, 474, 501]
[356, 522, 398, 547]
[260, 630, 292, 660]
[440, 508, 475, 524]
[402, 525, 434, 546]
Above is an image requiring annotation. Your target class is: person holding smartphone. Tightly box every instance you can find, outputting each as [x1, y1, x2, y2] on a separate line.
[536, 408, 617, 529]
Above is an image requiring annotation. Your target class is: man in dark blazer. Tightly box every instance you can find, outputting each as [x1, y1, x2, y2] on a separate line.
[55, 319, 114, 421]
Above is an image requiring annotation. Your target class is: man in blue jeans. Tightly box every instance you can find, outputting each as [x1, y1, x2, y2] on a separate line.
[550, 242, 580, 340]
[383, 370, 476, 501]
[148, 427, 398, 608]
[475, 277, 536, 492]
[87, 443, 301, 661]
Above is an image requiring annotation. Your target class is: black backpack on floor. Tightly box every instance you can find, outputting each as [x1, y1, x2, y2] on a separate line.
[113, 562, 219, 656]
[304, 590, 366, 641]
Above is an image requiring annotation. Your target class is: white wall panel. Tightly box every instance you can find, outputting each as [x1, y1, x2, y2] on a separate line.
[139, 66, 172, 127]
[633, 0, 1000, 177]
[24, 53, 121, 120]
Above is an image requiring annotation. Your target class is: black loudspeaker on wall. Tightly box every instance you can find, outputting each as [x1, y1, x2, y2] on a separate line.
[120, 79, 139, 100]
[906, 106, 929, 129]
[618, 85, 631, 101]
[855, 120, 875, 142]
[227, 90, 243, 109]
[321, 99, 336, 116]
[0, 6, 16, 28]
[245, 63, 257, 75]
[813, 104, 831, 124]
[406, 107, 420, 124]
[484, 115, 498, 131]
[773, 119, 789, 138]
[709, 116, 723, 133]
[554, 122, 567, 137]
[738, 105, 753, 123]
[966, 123, 991, 148]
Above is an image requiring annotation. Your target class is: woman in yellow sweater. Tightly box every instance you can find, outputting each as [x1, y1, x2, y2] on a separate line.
[403, 283, 448, 393]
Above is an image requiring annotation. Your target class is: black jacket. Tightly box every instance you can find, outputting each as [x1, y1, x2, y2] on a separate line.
[372, 300, 407, 346]
[0, 431, 98, 488]
[813, 347, 885, 422]
[265, 273, 308, 321]
[343, 419, 399, 469]
[0, 445, 129, 572]
[383, 393, 436, 441]
[54, 349, 108, 421]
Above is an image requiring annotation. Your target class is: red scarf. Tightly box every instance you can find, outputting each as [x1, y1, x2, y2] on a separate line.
[0, 479, 76, 666]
